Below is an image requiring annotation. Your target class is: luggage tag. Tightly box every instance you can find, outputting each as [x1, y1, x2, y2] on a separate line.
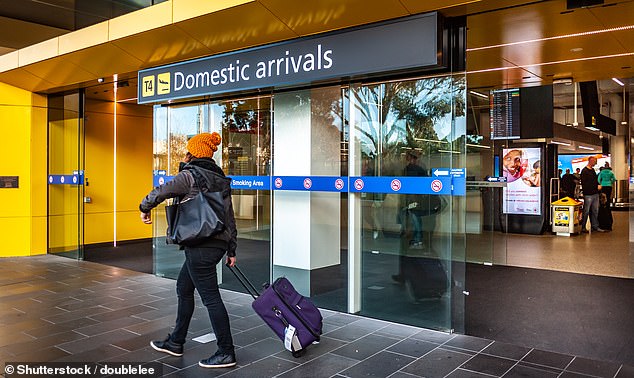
[284, 324, 302, 352]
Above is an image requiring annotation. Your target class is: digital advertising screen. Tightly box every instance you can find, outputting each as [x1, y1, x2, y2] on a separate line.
[558, 154, 610, 175]
[502, 147, 542, 215]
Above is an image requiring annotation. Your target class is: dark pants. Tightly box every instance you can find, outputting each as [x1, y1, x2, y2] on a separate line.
[601, 186, 613, 203]
[171, 246, 234, 356]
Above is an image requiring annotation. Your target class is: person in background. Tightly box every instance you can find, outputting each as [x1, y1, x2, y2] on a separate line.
[597, 162, 616, 204]
[403, 151, 427, 247]
[560, 168, 578, 199]
[579, 156, 605, 233]
[574, 167, 581, 181]
[139, 132, 238, 369]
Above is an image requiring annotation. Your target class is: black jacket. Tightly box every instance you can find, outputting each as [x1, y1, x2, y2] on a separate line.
[580, 166, 599, 196]
[139, 158, 237, 257]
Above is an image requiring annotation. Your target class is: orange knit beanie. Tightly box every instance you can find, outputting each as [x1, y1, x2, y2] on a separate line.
[186, 132, 221, 158]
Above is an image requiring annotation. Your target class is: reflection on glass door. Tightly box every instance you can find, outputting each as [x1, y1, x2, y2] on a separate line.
[48, 91, 84, 259]
[152, 104, 208, 277]
[215, 96, 272, 293]
[152, 97, 273, 295]
[350, 75, 466, 331]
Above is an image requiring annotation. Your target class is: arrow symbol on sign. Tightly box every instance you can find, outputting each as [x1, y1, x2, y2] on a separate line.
[433, 170, 449, 177]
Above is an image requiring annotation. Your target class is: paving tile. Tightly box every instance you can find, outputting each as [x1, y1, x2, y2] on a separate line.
[559, 372, 595, 378]
[401, 348, 472, 378]
[373, 323, 422, 339]
[75, 316, 146, 337]
[323, 322, 379, 342]
[232, 324, 277, 347]
[443, 334, 493, 352]
[616, 364, 634, 377]
[340, 351, 415, 378]
[229, 313, 265, 331]
[274, 336, 346, 363]
[331, 333, 400, 360]
[409, 328, 454, 344]
[388, 338, 439, 358]
[0, 330, 86, 357]
[388, 372, 421, 378]
[481, 341, 531, 361]
[231, 337, 285, 365]
[323, 313, 362, 327]
[11, 346, 71, 362]
[459, 353, 516, 376]
[53, 344, 129, 363]
[162, 363, 228, 377]
[24, 317, 100, 338]
[445, 368, 495, 377]
[277, 352, 358, 378]
[57, 329, 140, 355]
[565, 357, 621, 377]
[507, 363, 560, 377]
[521, 349, 574, 369]
[220, 356, 299, 378]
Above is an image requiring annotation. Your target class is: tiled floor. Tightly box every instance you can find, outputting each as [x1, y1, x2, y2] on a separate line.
[1, 255, 633, 378]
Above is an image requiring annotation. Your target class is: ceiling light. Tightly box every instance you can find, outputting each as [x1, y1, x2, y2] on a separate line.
[551, 140, 571, 146]
[585, 126, 600, 131]
[467, 52, 634, 75]
[612, 77, 625, 86]
[467, 25, 634, 52]
[578, 145, 594, 150]
[553, 77, 573, 85]
[469, 90, 489, 99]
[622, 121, 628, 125]
[570, 47, 583, 52]
[97, 77, 104, 83]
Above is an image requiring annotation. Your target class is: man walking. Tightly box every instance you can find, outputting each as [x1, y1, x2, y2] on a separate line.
[580, 156, 605, 233]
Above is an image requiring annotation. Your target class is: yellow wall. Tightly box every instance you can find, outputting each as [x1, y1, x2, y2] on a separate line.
[84, 99, 153, 244]
[0, 83, 47, 256]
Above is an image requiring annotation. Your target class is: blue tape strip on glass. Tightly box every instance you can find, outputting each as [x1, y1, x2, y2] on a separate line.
[272, 176, 347, 192]
[349, 176, 452, 195]
[150, 174, 464, 196]
[48, 174, 84, 185]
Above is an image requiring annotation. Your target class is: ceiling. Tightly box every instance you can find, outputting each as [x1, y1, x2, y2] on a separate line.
[0, 0, 631, 107]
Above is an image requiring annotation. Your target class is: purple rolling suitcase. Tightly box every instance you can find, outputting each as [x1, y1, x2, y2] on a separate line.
[227, 264, 322, 357]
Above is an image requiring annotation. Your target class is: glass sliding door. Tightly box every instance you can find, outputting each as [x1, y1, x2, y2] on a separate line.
[152, 97, 273, 292]
[153, 103, 209, 277]
[349, 75, 466, 331]
[48, 91, 84, 259]
[214, 96, 272, 293]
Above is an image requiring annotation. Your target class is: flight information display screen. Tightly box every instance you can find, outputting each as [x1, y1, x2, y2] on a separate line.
[490, 88, 520, 140]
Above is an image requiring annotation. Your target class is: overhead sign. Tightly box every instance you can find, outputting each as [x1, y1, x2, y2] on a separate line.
[138, 13, 440, 103]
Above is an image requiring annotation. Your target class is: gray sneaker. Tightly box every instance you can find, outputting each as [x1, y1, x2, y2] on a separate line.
[199, 351, 237, 368]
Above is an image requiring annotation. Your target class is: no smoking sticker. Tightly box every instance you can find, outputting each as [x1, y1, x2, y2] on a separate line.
[431, 179, 443, 192]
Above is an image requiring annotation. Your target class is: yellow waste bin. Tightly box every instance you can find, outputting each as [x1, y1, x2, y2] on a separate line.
[551, 197, 582, 236]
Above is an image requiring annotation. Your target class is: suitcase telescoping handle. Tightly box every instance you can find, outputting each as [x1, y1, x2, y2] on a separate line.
[225, 263, 260, 300]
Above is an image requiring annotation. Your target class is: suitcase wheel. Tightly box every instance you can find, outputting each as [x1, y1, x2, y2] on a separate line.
[292, 349, 306, 358]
